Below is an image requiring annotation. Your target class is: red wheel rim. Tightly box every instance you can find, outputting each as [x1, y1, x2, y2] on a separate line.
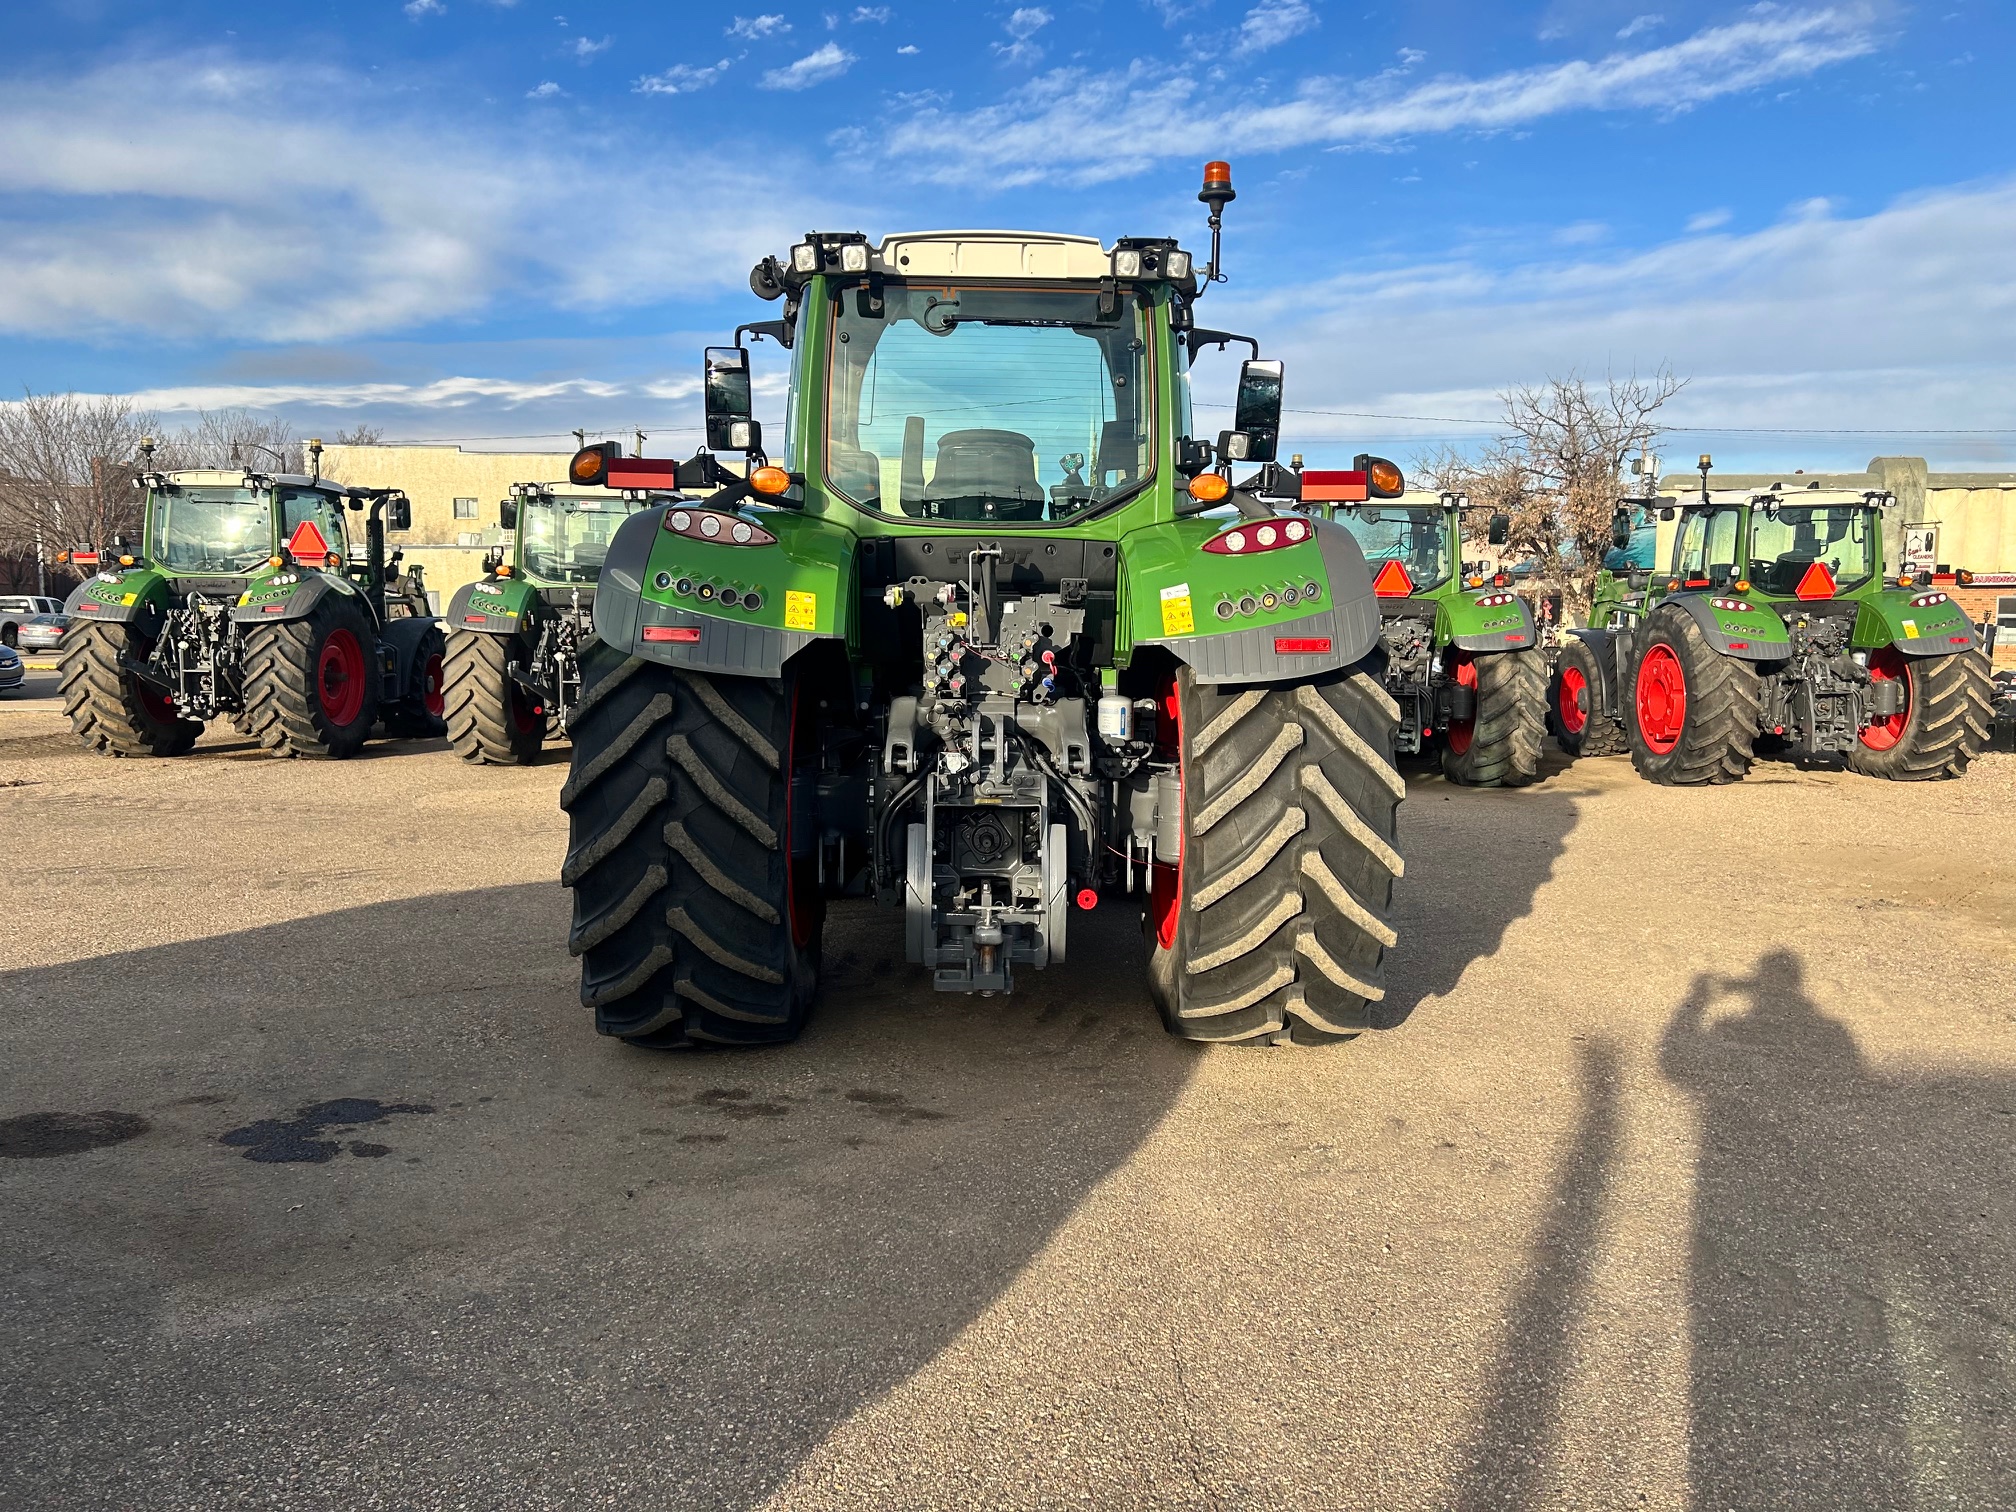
[1557, 664, 1588, 736]
[316, 628, 368, 725]
[1149, 671, 1184, 952]
[1636, 643, 1686, 754]
[1445, 654, 1479, 756]
[1861, 647, 1910, 750]
[785, 678, 819, 951]
[420, 653, 445, 717]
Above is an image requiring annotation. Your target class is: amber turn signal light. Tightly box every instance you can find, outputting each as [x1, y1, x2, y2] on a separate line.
[1187, 473, 1230, 503]
[568, 444, 612, 486]
[750, 465, 792, 496]
[1368, 459, 1403, 495]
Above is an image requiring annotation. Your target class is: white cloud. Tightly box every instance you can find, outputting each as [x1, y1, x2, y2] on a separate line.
[728, 13, 791, 39]
[1617, 14, 1664, 41]
[860, 7, 1880, 187]
[571, 34, 610, 58]
[526, 80, 563, 97]
[1686, 207, 1732, 232]
[897, 43, 919, 54]
[404, 0, 445, 16]
[994, 7, 1051, 65]
[851, 5, 891, 20]
[1219, 177, 2016, 465]
[1234, 0, 1318, 58]
[0, 55, 826, 342]
[761, 41, 855, 90]
[634, 59, 731, 95]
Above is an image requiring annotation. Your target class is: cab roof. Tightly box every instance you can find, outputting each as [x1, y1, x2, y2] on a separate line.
[160, 469, 341, 491]
[873, 231, 1112, 281]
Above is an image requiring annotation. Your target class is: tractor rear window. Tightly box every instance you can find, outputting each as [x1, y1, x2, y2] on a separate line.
[1331, 506, 1453, 592]
[523, 494, 652, 583]
[1748, 505, 1875, 595]
[153, 487, 273, 573]
[823, 284, 1153, 524]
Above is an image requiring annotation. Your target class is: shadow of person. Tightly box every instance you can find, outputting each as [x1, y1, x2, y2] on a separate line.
[1660, 950, 1915, 1511]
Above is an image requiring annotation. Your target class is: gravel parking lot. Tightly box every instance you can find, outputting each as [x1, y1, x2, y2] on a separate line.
[2, 703, 2012, 1511]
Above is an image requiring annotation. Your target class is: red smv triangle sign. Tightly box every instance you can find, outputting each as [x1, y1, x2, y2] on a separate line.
[1793, 560, 1835, 600]
[1373, 560, 1414, 597]
[286, 519, 332, 562]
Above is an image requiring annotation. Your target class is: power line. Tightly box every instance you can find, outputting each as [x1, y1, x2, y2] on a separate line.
[1195, 401, 2016, 436]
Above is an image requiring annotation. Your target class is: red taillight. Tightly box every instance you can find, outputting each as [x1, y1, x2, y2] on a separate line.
[1372, 560, 1414, 597]
[1202, 517, 1313, 555]
[1794, 561, 1836, 600]
[643, 626, 703, 643]
[1275, 637, 1331, 654]
[1492, 572, 1509, 587]
[1299, 470, 1367, 503]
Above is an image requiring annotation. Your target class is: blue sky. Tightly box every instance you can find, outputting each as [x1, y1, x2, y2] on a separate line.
[2, 0, 2012, 470]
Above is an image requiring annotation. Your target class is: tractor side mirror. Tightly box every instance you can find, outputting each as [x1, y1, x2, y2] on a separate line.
[499, 498, 518, 531]
[387, 497, 411, 532]
[704, 346, 756, 451]
[1610, 512, 1631, 550]
[1489, 512, 1512, 547]
[1231, 359, 1283, 464]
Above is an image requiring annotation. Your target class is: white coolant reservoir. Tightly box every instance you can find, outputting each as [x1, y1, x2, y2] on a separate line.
[1096, 693, 1132, 746]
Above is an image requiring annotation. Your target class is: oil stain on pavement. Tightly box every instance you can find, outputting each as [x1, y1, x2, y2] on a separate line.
[0, 1110, 150, 1158]
[218, 1097, 435, 1163]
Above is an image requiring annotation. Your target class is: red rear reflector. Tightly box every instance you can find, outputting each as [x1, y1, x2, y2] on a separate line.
[643, 626, 703, 643]
[1299, 470, 1368, 503]
[262, 604, 285, 613]
[1728, 641, 1748, 650]
[463, 614, 487, 624]
[1274, 636, 1331, 654]
[1950, 635, 1970, 644]
[1794, 560, 1835, 600]
[1075, 888, 1099, 911]
[1372, 560, 1413, 597]
[78, 601, 100, 611]
[607, 457, 682, 489]
[74, 552, 100, 566]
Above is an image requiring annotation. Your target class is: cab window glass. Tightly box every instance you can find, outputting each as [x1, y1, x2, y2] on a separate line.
[1674, 508, 1738, 579]
[280, 490, 347, 559]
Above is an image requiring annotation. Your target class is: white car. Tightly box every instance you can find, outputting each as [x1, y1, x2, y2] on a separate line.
[0, 595, 64, 650]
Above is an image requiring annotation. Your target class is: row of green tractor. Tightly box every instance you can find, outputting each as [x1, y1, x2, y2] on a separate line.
[52, 160, 1995, 1057]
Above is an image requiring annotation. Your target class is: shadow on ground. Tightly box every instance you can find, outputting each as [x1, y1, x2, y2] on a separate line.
[1447, 948, 2016, 1510]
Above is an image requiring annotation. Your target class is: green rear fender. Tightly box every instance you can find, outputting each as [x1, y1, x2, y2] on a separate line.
[1441, 584, 1538, 653]
[591, 502, 852, 677]
[1853, 591, 1978, 657]
[447, 574, 540, 635]
[228, 570, 361, 625]
[1120, 514, 1380, 684]
[62, 565, 170, 637]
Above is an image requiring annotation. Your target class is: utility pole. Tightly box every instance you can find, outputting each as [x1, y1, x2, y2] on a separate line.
[34, 522, 45, 596]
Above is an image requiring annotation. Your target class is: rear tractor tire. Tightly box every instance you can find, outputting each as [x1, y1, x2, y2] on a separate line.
[58, 620, 202, 758]
[1551, 635, 1627, 758]
[1440, 648, 1545, 787]
[1626, 608, 1758, 786]
[380, 626, 448, 740]
[1845, 647, 1993, 781]
[560, 640, 822, 1048]
[241, 595, 380, 759]
[444, 630, 547, 765]
[1146, 663, 1405, 1046]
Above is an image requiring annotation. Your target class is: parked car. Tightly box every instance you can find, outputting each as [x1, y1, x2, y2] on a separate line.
[0, 595, 64, 649]
[15, 614, 69, 655]
[0, 643, 24, 694]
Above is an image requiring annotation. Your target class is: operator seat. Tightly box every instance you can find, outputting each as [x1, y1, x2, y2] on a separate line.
[924, 429, 1043, 521]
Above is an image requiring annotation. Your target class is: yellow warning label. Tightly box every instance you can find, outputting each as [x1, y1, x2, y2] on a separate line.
[1902, 619, 1919, 639]
[1159, 582, 1195, 637]
[121, 592, 137, 606]
[784, 590, 818, 631]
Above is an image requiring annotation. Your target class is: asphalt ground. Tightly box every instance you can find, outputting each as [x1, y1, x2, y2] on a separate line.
[1, 699, 2012, 1511]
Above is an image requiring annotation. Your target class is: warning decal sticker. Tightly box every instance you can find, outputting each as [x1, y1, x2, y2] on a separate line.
[784, 590, 818, 631]
[1159, 582, 1195, 637]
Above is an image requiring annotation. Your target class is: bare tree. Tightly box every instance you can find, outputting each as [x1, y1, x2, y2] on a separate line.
[157, 408, 303, 473]
[332, 423, 385, 447]
[1414, 368, 1685, 600]
[0, 390, 155, 572]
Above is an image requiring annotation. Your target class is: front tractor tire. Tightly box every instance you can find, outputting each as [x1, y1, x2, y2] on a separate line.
[58, 621, 202, 758]
[1845, 647, 1994, 781]
[242, 595, 380, 759]
[1146, 663, 1405, 1046]
[1626, 609, 1759, 786]
[444, 630, 547, 765]
[560, 640, 821, 1048]
[1551, 636, 1627, 758]
[1440, 648, 1545, 787]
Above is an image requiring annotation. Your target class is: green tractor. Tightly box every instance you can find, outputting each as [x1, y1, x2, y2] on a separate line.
[1553, 460, 1994, 782]
[1309, 488, 1547, 785]
[442, 481, 658, 764]
[58, 443, 444, 759]
[556, 161, 1410, 1048]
